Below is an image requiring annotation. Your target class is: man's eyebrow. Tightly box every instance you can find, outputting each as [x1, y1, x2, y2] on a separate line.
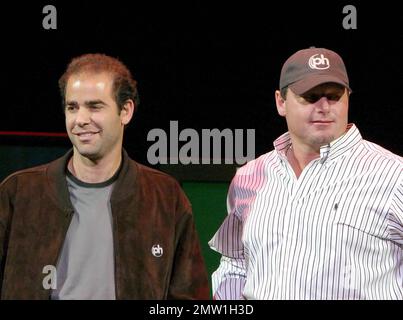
[65, 100, 78, 106]
[65, 100, 107, 106]
[84, 100, 107, 106]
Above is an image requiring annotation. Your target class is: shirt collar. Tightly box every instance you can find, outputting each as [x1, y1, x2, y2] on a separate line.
[274, 123, 362, 163]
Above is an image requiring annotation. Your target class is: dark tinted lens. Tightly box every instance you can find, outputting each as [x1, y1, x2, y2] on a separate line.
[325, 93, 343, 101]
[303, 94, 321, 103]
[302, 92, 343, 103]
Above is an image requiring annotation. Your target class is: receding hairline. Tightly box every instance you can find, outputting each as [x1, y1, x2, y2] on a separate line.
[65, 70, 117, 82]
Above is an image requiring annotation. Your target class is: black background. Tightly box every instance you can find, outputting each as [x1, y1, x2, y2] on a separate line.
[1, 1, 402, 165]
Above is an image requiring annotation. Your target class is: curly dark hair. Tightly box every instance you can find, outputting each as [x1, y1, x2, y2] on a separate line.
[59, 53, 140, 112]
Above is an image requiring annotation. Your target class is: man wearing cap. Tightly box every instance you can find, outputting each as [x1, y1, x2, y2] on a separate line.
[209, 47, 402, 299]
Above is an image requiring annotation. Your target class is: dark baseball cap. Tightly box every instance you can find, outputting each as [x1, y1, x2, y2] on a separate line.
[279, 47, 351, 95]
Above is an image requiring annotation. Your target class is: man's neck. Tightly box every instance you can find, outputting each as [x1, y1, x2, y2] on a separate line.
[286, 143, 320, 179]
[68, 150, 122, 183]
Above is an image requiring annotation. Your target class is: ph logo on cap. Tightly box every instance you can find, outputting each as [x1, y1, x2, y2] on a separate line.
[308, 54, 330, 70]
[151, 244, 163, 257]
[279, 47, 351, 95]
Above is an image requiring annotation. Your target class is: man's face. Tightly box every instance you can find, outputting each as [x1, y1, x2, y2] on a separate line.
[65, 72, 132, 160]
[275, 83, 349, 150]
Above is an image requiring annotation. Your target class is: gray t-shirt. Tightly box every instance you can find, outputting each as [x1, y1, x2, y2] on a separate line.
[51, 170, 118, 300]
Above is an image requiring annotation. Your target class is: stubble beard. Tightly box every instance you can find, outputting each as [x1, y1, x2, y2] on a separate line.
[309, 134, 336, 148]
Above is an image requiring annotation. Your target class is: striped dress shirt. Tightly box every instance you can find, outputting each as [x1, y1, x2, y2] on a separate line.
[209, 124, 403, 300]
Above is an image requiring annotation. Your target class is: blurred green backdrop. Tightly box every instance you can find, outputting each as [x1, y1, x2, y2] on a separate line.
[182, 182, 228, 297]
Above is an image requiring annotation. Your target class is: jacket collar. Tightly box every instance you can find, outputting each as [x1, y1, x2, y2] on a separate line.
[45, 148, 138, 212]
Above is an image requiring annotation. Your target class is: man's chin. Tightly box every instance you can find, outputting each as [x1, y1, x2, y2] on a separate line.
[74, 146, 102, 161]
[309, 135, 335, 147]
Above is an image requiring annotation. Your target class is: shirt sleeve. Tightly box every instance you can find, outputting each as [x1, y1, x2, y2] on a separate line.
[209, 177, 247, 300]
[388, 178, 403, 244]
[211, 255, 246, 300]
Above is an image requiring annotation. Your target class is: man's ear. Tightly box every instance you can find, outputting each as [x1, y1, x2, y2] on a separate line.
[120, 99, 135, 125]
[275, 90, 286, 117]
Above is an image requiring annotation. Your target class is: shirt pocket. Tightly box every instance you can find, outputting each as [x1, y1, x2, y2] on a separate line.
[334, 200, 389, 241]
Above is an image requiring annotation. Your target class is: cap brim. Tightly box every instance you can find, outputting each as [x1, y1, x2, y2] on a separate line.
[289, 74, 351, 95]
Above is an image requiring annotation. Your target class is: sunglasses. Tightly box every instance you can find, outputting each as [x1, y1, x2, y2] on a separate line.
[300, 90, 346, 104]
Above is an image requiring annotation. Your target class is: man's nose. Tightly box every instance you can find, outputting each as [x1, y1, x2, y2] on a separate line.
[316, 97, 331, 112]
[75, 107, 91, 126]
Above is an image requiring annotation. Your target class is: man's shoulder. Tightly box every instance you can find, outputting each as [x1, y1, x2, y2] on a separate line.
[0, 153, 67, 190]
[0, 162, 51, 189]
[360, 140, 403, 166]
[127, 160, 190, 210]
[130, 160, 180, 187]
[234, 149, 277, 177]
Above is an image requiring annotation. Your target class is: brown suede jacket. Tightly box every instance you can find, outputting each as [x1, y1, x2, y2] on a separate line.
[0, 150, 209, 299]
